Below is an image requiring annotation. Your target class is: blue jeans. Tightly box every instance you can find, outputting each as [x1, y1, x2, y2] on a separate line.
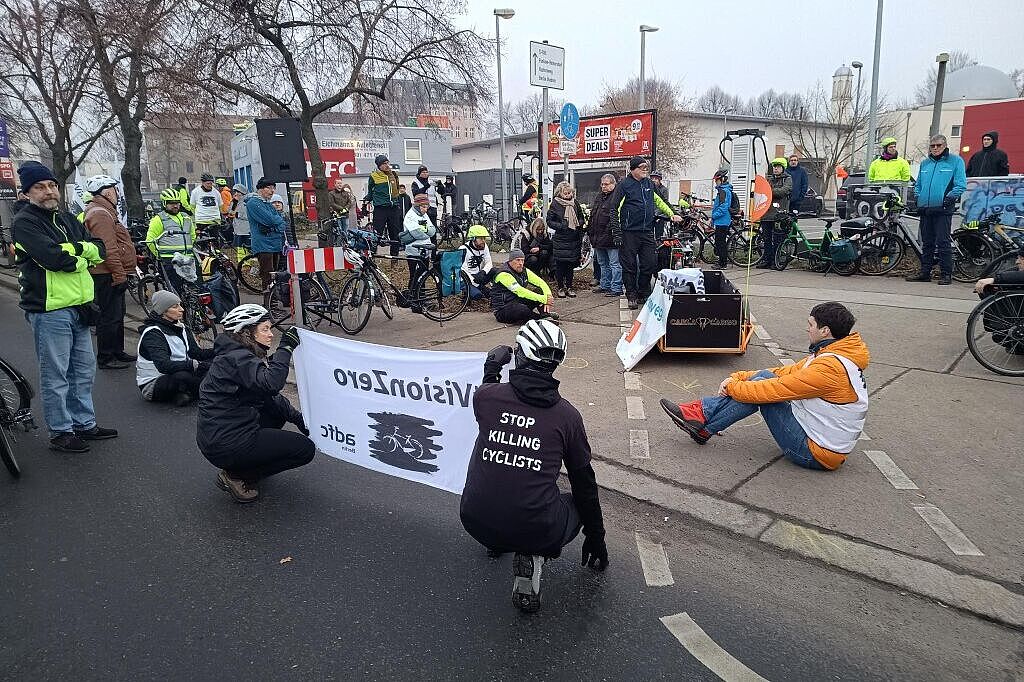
[700, 371, 823, 470]
[594, 247, 622, 293]
[25, 307, 97, 436]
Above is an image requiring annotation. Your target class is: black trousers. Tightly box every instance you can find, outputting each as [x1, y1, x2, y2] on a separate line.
[919, 210, 953, 277]
[714, 226, 730, 266]
[620, 230, 657, 300]
[372, 205, 402, 256]
[93, 273, 126, 363]
[592, 253, 601, 282]
[494, 301, 545, 324]
[210, 408, 315, 482]
[463, 492, 582, 558]
[554, 261, 575, 289]
[149, 371, 204, 402]
[759, 221, 785, 266]
[525, 254, 550, 275]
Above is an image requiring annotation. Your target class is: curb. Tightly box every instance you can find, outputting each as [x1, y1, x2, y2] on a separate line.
[591, 459, 1024, 629]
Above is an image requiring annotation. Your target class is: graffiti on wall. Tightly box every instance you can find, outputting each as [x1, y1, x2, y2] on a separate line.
[961, 177, 1024, 227]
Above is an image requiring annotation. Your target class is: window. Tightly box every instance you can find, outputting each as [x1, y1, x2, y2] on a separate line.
[186, 161, 194, 173]
[951, 125, 962, 137]
[404, 138, 422, 164]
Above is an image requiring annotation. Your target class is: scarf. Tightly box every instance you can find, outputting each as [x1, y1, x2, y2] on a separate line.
[554, 195, 579, 231]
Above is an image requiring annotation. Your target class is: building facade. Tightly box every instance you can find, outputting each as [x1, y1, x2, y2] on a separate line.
[144, 113, 251, 190]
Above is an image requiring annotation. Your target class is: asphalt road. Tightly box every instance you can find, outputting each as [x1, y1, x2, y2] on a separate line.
[0, 288, 1020, 681]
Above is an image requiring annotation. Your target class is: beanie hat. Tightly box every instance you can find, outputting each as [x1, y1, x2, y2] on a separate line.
[413, 193, 430, 205]
[17, 161, 56, 192]
[375, 154, 390, 168]
[256, 177, 275, 189]
[508, 248, 526, 261]
[150, 290, 181, 316]
[629, 156, 647, 171]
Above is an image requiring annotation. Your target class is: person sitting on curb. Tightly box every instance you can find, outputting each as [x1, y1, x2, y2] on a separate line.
[660, 302, 869, 471]
[490, 249, 556, 324]
[460, 224, 494, 300]
[136, 290, 216, 407]
[974, 244, 1024, 294]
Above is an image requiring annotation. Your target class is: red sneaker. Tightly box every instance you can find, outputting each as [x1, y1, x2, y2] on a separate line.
[660, 398, 712, 444]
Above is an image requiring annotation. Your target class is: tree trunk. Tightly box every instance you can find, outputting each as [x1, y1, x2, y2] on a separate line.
[300, 116, 329, 223]
[120, 117, 146, 219]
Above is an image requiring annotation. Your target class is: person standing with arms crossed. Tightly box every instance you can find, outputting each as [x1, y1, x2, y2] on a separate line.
[363, 155, 403, 258]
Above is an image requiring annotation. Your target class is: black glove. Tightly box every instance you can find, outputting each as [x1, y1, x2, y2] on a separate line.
[472, 271, 488, 286]
[279, 326, 301, 353]
[942, 195, 958, 210]
[113, 280, 130, 293]
[295, 415, 310, 437]
[581, 535, 608, 570]
[483, 344, 513, 383]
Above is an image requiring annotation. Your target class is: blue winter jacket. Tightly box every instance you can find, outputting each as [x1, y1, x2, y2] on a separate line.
[915, 150, 967, 213]
[711, 182, 734, 227]
[607, 174, 675, 233]
[786, 165, 808, 207]
[246, 194, 287, 254]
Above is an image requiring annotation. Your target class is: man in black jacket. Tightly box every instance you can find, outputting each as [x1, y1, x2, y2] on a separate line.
[966, 131, 1010, 178]
[136, 290, 216, 406]
[460, 319, 607, 613]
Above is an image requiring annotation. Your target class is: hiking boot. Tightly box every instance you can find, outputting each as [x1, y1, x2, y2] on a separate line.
[216, 470, 259, 503]
[511, 553, 544, 613]
[75, 425, 118, 440]
[98, 359, 130, 370]
[627, 298, 639, 310]
[49, 432, 89, 453]
[557, 288, 566, 298]
[905, 274, 930, 282]
[660, 398, 712, 445]
[566, 288, 577, 298]
[114, 351, 137, 362]
[937, 276, 952, 285]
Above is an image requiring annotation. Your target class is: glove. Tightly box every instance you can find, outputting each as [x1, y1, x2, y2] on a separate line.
[279, 326, 301, 353]
[295, 416, 310, 437]
[581, 535, 608, 570]
[483, 344, 513, 383]
[942, 195, 958, 210]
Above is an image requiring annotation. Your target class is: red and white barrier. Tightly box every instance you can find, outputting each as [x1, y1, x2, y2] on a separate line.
[287, 246, 352, 274]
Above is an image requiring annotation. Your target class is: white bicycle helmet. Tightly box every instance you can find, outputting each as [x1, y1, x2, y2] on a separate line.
[84, 174, 119, 193]
[516, 319, 567, 366]
[221, 304, 270, 333]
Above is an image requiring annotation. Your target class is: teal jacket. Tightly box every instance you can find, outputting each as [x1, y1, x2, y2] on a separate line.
[915, 149, 966, 213]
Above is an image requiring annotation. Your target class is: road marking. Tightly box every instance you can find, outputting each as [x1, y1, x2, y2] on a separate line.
[635, 533, 674, 586]
[858, 433, 872, 441]
[779, 358, 795, 366]
[624, 371, 642, 391]
[764, 341, 780, 348]
[620, 324, 632, 334]
[619, 298, 629, 310]
[660, 613, 768, 682]
[619, 309, 633, 323]
[753, 325, 771, 340]
[864, 450, 919, 490]
[913, 504, 984, 557]
[626, 396, 646, 420]
[629, 429, 650, 459]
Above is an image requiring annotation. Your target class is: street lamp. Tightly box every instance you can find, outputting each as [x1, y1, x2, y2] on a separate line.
[639, 25, 659, 109]
[850, 60, 863, 169]
[494, 8, 515, 222]
[864, 0, 884, 172]
[722, 106, 735, 139]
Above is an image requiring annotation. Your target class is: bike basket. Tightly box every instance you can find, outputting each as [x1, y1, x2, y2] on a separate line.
[440, 250, 465, 295]
[830, 239, 858, 264]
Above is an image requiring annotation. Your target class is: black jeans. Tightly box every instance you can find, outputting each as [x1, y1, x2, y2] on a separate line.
[149, 371, 203, 402]
[464, 492, 582, 558]
[714, 226, 730, 266]
[210, 408, 315, 482]
[620, 230, 657, 300]
[918, 210, 953, 278]
[592, 253, 602, 282]
[494, 301, 545, 324]
[93, 273, 126, 363]
[372, 205, 402, 256]
[554, 261, 575, 289]
[760, 221, 785, 266]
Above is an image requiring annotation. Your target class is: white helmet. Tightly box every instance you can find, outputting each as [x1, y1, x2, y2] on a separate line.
[84, 174, 119, 194]
[221, 304, 270, 333]
[516, 319, 567, 366]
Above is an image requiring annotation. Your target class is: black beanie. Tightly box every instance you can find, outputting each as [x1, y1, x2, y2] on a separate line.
[629, 156, 647, 170]
[17, 161, 56, 192]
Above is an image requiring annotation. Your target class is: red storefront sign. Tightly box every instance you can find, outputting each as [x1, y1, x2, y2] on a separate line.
[302, 148, 357, 190]
[544, 110, 656, 164]
[0, 158, 15, 200]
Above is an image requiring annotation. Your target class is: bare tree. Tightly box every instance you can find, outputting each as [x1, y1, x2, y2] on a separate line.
[696, 85, 743, 114]
[598, 77, 701, 174]
[0, 0, 115, 191]
[913, 50, 978, 106]
[484, 93, 573, 137]
[194, 0, 491, 212]
[1009, 68, 1024, 98]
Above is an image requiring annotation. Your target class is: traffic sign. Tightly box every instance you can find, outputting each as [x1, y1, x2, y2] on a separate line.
[559, 139, 578, 156]
[529, 41, 565, 90]
[560, 103, 579, 140]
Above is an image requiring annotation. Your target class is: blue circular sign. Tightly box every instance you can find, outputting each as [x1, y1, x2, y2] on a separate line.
[560, 103, 580, 140]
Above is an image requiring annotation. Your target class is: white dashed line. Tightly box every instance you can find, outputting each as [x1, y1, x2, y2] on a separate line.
[635, 533, 674, 586]
[779, 358, 796, 366]
[913, 504, 984, 557]
[629, 429, 650, 459]
[625, 396, 646, 420]
[660, 613, 768, 682]
[753, 325, 771, 340]
[619, 298, 629, 310]
[619, 309, 633, 323]
[864, 450, 919, 490]
[624, 371, 642, 391]
[858, 433, 872, 441]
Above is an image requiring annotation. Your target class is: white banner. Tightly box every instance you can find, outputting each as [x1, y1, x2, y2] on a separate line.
[293, 329, 486, 494]
[616, 282, 672, 371]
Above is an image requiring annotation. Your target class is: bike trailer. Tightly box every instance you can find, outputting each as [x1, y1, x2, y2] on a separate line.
[440, 250, 465, 295]
[658, 270, 753, 355]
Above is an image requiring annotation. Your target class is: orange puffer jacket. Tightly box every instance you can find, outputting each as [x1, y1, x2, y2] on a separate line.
[725, 332, 870, 469]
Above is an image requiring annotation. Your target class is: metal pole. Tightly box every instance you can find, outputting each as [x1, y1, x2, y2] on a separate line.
[639, 30, 646, 109]
[495, 14, 508, 222]
[930, 53, 949, 138]
[904, 111, 911, 157]
[863, 0, 884, 172]
[541, 86, 549, 211]
[851, 64, 863, 168]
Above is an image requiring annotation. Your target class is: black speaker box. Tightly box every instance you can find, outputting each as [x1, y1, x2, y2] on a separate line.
[255, 118, 306, 183]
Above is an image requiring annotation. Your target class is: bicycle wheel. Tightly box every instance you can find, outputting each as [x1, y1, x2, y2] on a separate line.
[237, 254, 264, 294]
[982, 251, 1020, 278]
[0, 358, 31, 478]
[697, 233, 717, 264]
[832, 259, 858, 276]
[856, 232, 905, 275]
[0, 424, 19, 477]
[728, 227, 762, 267]
[952, 231, 995, 283]
[966, 291, 1024, 376]
[414, 269, 471, 322]
[135, 275, 162, 315]
[338, 273, 373, 334]
[576, 234, 593, 271]
[184, 293, 219, 347]
[774, 238, 796, 271]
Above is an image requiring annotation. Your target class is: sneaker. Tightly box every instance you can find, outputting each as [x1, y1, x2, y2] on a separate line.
[905, 274, 930, 282]
[537, 311, 561, 322]
[628, 298, 639, 310]
[937, 276, 952, 285]
[98, 360, 130, 370]
[566, 288, 577, 298]
[511, 553, 544, 613]
[592, 286, 607, 294]
[216, 470, 259, 503]
[49, 432, 89, 453]
[114, 352, 137, 362]
[660, 398, 712, 445]
[754, 261, 772, 269]
[75, 425, 118, 440]
[590, 278, 599, 287]
[557, 288, 566, 298]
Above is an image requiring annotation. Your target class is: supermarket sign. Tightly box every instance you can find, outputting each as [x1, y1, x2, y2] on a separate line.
[545, 110, 656, 164]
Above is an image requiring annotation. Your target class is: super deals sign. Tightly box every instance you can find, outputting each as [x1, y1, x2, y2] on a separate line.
[293, 329, 487, 494]
[546, 110, 655, 163]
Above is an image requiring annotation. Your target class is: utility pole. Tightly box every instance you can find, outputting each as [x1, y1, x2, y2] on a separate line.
[863, 0, 884, 172]
[930, 52, 950, 138]
[494, 9, 515, 221]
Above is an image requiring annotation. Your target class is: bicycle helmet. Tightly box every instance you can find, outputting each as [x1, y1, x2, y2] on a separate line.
[160, 188, 181, 204]
[216, 178, 227, 186]
[713, 169, 729, 182]
[231, 183, 248, 194]
[880, 136, 898, 147]
[650, 170, 662, 179]
[221, 304, 270, 333]
[200, 172, 215, 182]
[515, 319, 567, 368]
[770, 157, 787, 168]
[467, 224, 489, 239]
[522, 173, 535, 183]
[84, 174, 119, 193]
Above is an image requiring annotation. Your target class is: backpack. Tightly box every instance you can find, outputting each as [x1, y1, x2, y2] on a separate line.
[729, 189, 742, 218]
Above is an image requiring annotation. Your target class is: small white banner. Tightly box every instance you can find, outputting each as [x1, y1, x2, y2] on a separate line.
[293, 329, 486, 494]
[616, 282, 672, 371]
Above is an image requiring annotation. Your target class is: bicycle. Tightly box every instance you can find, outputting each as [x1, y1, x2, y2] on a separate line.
[1, 354, 38, 478]
[774, 214, 858, 276]
[382, 427, 432, 460]
[966, 284, 1024, 376]
[726, 220, 764, 267]
[1, 222, 17, 269]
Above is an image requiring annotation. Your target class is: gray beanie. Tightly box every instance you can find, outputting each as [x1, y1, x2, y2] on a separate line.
[151, 290, 181, 315]
[508, 248, 526, 261]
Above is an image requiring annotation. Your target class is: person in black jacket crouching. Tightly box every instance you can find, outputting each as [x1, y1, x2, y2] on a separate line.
[136, 290, 216, 406]
[197, 304, 314, 503]
[460, 319, 608, 613]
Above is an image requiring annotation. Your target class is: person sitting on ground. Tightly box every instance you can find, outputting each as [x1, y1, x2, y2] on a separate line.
[136, 290, 215, 406]
[197, 304, 313, 503]
[524, 217, 552, 276]
[660, 302, 869, 471]
[547, 181, 586, 299]
[460, 320, 608, 613]
[490, 249, 556, 324]
[459, 224, 493, 300]
[401, 192, 437, 287]
[974, 244, 1024, 294]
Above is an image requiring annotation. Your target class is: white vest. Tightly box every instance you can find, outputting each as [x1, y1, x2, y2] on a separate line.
[136, 324, 191, 387]
[789, 352, 869, 454]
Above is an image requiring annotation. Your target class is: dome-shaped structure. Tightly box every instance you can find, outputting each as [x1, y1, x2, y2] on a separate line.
[834, 65, 853, 77]
[941, 65, 1018, 102]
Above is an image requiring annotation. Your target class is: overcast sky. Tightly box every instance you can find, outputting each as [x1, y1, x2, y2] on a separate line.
[458, 0, 1024, 109]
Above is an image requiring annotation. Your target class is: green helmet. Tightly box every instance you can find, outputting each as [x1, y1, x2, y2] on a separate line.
[770, 157, 787, 168]
[467, 224, 490, 239]
[880, 137, 898, 147]
[216, 178, 228, 186]
[160, 188, 181, 204]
